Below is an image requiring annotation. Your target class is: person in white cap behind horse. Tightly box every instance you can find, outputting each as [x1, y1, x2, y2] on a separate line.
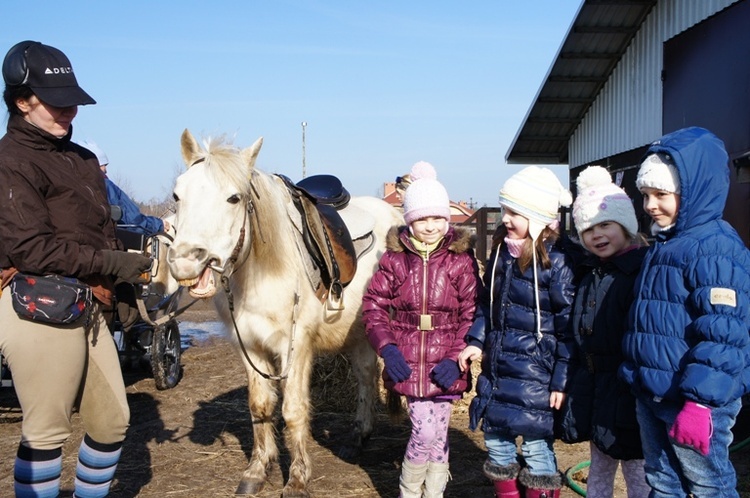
[78, 140, 170, 236]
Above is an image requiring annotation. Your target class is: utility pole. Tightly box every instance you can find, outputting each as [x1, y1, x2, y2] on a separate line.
[301, 121, 307, 179]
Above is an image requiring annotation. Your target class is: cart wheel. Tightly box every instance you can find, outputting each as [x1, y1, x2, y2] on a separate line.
[152, 321, 182, 390]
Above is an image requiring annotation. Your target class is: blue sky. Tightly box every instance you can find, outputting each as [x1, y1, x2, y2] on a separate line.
[2, 1, 580, 207]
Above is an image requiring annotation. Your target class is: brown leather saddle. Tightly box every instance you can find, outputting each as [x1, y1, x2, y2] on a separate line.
[278, 174, 357, 306]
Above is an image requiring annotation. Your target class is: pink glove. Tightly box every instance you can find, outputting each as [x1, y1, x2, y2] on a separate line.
[669, 400, 712, 456]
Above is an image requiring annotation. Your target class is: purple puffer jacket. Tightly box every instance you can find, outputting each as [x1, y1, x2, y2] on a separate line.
[362, 225, 480, 398]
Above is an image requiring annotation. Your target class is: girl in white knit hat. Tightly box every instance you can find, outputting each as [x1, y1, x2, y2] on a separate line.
[362, 161, 480, 498]
[458, 166, 577, 498]
[558, 165, 650, 498]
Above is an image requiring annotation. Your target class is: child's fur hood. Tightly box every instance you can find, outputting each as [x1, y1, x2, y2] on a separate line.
[385, 225, 474, 254]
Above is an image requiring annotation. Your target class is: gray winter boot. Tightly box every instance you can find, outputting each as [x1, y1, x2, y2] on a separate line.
[423, 461, 451, 498]
[399, 458, 428, 498]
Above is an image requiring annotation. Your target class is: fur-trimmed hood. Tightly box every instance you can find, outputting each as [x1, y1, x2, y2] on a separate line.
[386, 225, 474, 255]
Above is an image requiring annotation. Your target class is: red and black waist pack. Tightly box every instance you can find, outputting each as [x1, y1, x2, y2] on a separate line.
[9, 273, 93, 325]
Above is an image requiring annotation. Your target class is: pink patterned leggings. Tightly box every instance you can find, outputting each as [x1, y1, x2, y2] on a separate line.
[404, 397, 453, 464]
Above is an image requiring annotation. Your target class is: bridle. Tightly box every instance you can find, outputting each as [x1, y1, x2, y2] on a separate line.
[192, 164, 297, 381]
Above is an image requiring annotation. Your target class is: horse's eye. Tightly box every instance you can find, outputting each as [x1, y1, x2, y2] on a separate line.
[227, 194, 241, 204]
[172, 193, 180, 202]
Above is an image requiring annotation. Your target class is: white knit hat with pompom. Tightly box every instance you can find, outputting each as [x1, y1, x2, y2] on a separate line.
[402, 161, 451, 224]
[572, 165, 638, 239]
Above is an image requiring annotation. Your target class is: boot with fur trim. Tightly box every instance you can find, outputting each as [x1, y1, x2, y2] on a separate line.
[517, 467, 563, 498]
[484, 460, 522, 498]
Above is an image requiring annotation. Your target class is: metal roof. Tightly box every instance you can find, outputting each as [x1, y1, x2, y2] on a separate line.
[506, 0, 657, 165]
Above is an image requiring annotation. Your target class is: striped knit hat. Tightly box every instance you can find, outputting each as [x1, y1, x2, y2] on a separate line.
[498, 166, 573, 240]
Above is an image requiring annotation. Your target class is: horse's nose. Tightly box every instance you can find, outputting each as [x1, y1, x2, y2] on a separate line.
[167, 243, 211, 278]
[167, 244, 210, 264]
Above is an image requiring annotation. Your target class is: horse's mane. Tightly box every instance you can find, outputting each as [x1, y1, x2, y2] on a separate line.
[194, 135, 289, 271]
[195, 136, 253, 194]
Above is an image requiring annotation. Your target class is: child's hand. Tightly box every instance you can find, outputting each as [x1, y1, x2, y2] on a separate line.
[381, 344, 412, 383]
[669, 400, 712, 455]
[550, 391, 565, 410]
[458, 345, 482, 372]
[431, 359, 461, 389]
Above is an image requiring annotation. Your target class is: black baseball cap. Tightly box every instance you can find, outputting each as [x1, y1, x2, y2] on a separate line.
[2, 41, 95, 107]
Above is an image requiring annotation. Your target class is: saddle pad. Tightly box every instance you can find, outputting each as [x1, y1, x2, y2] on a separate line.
[338, 203, 375, 241]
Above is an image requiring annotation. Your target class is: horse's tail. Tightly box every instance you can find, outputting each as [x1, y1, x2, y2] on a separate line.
[386, 390, 407, 424]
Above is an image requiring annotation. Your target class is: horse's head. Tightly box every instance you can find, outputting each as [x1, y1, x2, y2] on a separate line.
[167, 129, 263, 299]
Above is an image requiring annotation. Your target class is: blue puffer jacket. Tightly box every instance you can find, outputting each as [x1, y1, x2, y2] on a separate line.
[467, 236, 576, 439]
[620, 127, 750, 407]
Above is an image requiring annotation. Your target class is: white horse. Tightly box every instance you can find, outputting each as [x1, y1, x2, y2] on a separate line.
[167, 130, 403, 497]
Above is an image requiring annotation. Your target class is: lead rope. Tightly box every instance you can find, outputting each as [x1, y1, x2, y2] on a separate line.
[223, 274, 299, 381]
[221, 199, 297, 381]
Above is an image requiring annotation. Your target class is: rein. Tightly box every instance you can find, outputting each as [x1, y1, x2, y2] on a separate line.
[210, 184, 297, 381]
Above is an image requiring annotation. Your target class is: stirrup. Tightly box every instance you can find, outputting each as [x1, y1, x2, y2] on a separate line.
[326, 280, 345, 311]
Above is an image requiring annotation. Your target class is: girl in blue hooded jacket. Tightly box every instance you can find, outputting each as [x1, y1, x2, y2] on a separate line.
[620, 127, 750, 498]
[458, 166, 576, 498]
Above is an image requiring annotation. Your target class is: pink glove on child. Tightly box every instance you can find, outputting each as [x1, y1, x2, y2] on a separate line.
[669, 400, 712, 456]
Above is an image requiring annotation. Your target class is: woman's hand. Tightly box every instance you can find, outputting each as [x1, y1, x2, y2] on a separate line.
[550, 391, 565, 410]
[458, 345, 482, 372]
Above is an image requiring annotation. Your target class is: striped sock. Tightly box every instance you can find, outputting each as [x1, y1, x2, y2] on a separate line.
[73, 434, 123, 498]
[14, 444, 62, 498]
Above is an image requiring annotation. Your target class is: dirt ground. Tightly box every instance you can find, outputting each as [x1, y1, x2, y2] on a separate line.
[1, 299, 749, 497]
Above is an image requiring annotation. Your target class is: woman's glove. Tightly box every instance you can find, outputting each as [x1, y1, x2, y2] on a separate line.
[381, 344, 412, 383]
[431, 359, 460, 389]
[669, 400, 712, 456]
[100, 250, 153, 284]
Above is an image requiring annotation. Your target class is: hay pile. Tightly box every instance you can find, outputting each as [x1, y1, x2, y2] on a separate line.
[309, 353, 480, 414]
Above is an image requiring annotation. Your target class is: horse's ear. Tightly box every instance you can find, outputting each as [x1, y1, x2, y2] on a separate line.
[241, 137, 264, 172]
[181, 129, 201, 168]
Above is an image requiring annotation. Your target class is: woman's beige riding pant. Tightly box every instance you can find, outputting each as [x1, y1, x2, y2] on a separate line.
[0, 293, 129, 450]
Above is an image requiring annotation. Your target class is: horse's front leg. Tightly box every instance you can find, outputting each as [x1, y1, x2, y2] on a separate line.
[235, 355, 279, 496]
[339, 336, 379, 460]
[280, 344, 314, 498]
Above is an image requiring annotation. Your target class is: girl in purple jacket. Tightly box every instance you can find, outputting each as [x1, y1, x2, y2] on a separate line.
[362, 161, 480, 498]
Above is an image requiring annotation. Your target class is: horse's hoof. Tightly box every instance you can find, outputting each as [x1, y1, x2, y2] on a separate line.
[282, 482, 310, 498]
[235, 478, 265, 496]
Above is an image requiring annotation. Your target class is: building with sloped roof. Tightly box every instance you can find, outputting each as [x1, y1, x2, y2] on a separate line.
[507, 0, 749, 247]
